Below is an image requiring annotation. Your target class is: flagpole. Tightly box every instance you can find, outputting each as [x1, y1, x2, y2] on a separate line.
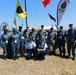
[24, 0, 28, 28]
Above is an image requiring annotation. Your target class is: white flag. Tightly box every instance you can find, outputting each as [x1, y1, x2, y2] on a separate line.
[57, 0, 70, 25]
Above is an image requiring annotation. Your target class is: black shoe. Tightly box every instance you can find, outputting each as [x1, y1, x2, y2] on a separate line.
[13, 57, 16, 60]
[4, 57, 6, 60]
[59, 54, 62, 57]
[21, 54, 24, 57]
[63, 54, 65, 57]
[72, 57, 75, 60]
[26, 57, 31, 60]
[33, 57, 36, 61]
[41, 56, 45, 60]
[16, 56, 19, 59]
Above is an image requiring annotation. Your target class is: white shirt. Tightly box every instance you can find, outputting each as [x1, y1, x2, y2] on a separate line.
[25, 41, 36, 49]
[39, 42, 48, 49]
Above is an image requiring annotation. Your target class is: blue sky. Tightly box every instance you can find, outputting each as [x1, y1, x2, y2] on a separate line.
[0, 0, 76, 30]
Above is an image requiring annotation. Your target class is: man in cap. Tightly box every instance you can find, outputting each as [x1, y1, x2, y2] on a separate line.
[1, 28, 10, 60]
[10, 28, 19, 60]
[38, 25, 46, 39]
[57, 26, 66, 57]
[18, 26, 25, 56]
[23, 26, 30, 43]
[47, 27, 57, 55]
[29, 28, 37, 42]
[36, 25, 46, 47]
[67, 24, 76, 60]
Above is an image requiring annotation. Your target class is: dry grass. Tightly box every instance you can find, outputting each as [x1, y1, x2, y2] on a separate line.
[0, 47, 76, 75]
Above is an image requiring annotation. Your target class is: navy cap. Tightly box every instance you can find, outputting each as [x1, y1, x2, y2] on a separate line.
[60, 26, 63, 29]
[13, 28, 17, 31]
[50, 27, 53, 30]
[41, 25, 44, 27]
[19, 26, 22, 28]
[69, 24, 73, 27]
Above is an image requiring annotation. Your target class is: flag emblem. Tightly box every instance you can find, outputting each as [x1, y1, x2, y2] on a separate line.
[16, 0, 26, 18]
[16, 6, 23, 13]
[60, 1, 67, 9]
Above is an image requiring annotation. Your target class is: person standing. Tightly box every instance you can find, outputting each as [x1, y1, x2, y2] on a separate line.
[57, 26, 66, 57]
[10, 28, 19, 60]
[67, 24, 76, 60]
[37, 25, 46, 39]
[18, 26, 25, 56]
[23, 26, 30, 43]
[1, 28, 10, 60]
[47, 28, 57, 55]
[29, 28, 37, 42]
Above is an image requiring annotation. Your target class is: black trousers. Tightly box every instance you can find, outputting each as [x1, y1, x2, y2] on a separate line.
[67, 42, 75, 57]
[58, 41, 65, 56]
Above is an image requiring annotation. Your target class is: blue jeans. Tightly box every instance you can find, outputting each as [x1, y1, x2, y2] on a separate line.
[27, 48, 36, 58]
[39, 49, 49, 58]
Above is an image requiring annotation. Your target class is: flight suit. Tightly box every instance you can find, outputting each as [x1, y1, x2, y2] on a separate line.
[1, 31, 10, 59]
[10, 29, 19, 60]
[67, 29, 75, 58]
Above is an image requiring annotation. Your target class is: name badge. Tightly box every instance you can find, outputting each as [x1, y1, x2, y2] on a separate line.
[6, 40, 8, 43]
[21, 36, 24, 39]
[14, 40, 17, 43]
[60, 36, 62, 39]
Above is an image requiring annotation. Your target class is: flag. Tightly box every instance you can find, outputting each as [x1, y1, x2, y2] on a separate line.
[13, 17, 17, 26]
[38, 26, 40, 30]
[55, 24, 60, 31]
[16, 0, 26, 18]
[57, 0, 70, 25]
[42, 0, 51, 8]
[48, 13, 56, 22]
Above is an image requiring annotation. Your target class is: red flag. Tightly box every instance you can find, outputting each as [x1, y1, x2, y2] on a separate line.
[42, 0, 51, 7]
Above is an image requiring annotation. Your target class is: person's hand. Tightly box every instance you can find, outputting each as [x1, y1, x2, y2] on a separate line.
[37, 49, 40, 53]
[74, 40, 76, 44]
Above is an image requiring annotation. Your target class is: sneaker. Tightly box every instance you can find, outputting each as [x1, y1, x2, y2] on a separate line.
[72, 57, 75, 60]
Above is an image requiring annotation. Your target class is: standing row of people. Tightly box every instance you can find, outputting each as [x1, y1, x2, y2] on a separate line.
[0, 24, 76, 60]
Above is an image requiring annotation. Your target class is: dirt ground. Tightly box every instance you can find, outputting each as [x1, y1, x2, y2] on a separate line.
[0, 47, 76, 75]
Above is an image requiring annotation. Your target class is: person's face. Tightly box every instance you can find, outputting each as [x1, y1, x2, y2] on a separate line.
[60, 28, 63, 31]
[19, 28, 22, 31]
[41, 26, 44, 30]
[29, 38, 32, 41]
[50, 29, 53, 32]
[69, 26, 73, 29]
[13, 30, 16, 34]
[27, 27, 29, 30]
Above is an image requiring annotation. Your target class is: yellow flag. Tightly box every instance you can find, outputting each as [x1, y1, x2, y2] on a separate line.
[38, 26, 40, 30]
[16, 0, 26, 18]
[14, 17, 17, 26]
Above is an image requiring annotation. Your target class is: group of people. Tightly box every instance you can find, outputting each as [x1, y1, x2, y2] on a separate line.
[0, 24, 76, 60]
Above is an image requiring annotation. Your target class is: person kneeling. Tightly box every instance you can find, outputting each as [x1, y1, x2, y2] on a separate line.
[37, 37, 48, 60]
[25, 36, 36, 60]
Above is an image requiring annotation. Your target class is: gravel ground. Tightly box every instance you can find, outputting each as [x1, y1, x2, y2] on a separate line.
[0, 47, 76, 75]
